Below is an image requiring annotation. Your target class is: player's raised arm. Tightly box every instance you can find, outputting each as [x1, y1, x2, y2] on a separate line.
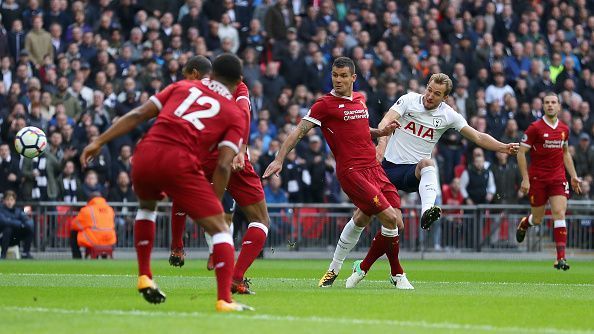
[262, 119, 316, 178]
[370, 120, 400, 139]
[80, 100, 159, 167]
[563, 145, 582, 194]
[375, 109, 402, 162]
[459, 125, 520, 155]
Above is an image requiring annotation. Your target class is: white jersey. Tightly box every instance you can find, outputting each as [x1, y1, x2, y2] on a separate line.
[384, 92, 468, 164]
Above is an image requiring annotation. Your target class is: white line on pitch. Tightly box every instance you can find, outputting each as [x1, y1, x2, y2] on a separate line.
[1, 306, 592, 334]
[0, 273, 592, 288]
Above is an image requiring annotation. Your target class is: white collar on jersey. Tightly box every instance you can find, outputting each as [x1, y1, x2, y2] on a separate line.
[543, 116, 559, 129]
[330, 89, 353, 101]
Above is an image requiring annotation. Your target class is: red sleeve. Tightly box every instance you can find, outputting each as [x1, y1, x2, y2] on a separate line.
[233, 82, 251, 144]
[521, 123, 537, 148]
[149, 82, 177, 111]
[303, 98, 325, 126]
[218, 105, 247, 154]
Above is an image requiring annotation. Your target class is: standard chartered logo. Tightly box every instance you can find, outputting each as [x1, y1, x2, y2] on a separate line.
[343, 109, 369, 121]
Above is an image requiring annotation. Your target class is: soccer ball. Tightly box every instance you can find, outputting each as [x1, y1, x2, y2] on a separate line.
[14, 126, 47, 159]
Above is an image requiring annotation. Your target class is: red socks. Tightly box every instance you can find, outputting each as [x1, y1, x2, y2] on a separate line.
[212, 233, 235, 303]
[232, 223, 268, 281]
[553, 220, 567, 260]
[170, 203, 186, 250]
[360, 227, 402, 275]
[360, 230, 389, 273]
[134, 210, 157, 278]
[386, 235, 404, 276]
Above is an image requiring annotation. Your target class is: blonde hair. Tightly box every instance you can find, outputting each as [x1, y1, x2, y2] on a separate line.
[428, 73, 453, 96]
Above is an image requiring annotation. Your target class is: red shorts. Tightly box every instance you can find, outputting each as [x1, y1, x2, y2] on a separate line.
[528, 177, 569, 207]
[202, 159, 265, 207]
[131, 142, 223, 220]
[339, 166, 401, 216]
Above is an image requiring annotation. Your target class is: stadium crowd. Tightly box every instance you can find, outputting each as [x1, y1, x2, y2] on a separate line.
[0, 0, 594, 208]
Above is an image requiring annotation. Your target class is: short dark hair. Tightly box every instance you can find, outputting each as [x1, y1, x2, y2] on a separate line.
[183, 55, 212, 77]
[544, 91, 560, 101]
[212, 53, 242, 85]
[332, 57, 355, 75]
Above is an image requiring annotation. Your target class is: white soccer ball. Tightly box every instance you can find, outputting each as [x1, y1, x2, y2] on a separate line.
[14, 126, 47, 159]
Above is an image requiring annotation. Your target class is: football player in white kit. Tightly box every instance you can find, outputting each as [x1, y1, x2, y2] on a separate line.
[319, 73, 520, 289]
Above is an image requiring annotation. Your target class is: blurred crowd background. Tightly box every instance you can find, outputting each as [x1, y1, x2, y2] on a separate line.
[0, 0, 593, 208]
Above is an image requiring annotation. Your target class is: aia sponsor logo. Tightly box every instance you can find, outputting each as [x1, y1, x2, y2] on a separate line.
[404, 121, 434, 140]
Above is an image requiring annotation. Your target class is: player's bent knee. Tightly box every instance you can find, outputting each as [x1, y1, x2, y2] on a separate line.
[241, 201, 270, 226]
[377, 211, 398, 230]
[198, 214, 229, 235]
[418, 159, 435, 169]
[353, 209, 371, 227]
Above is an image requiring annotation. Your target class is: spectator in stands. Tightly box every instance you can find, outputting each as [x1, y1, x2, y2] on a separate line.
[281, 150, 305, 203]
[111, 145, 132, 185]
[70, 192, 116, 259]
[24, 15, 52, 66]
[303, 135, 328, 203]
[261, 61, 286, 102]
[81, 170, 105, 200]
[492, 152, 521, 204]
[58, 160, 83, 203]
[52, 76, 82, 120]
[485, 72, 515, 107]
[574, 133, 594, 180]
[20, 148, 61, 201]
[0, 190, 34, 259]
[460, 152, 496, 205]
[265, 0, 295, 41]
[0, 143, 20, 193]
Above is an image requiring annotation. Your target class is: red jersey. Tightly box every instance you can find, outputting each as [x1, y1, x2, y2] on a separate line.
[146, 79, 246, 161]
[303, 90, 378, 174]
[202, 81, 251, 165]
[521, 118, 569, 181]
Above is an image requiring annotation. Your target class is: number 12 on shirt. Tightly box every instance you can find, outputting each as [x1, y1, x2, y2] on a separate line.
[174, 87, 221, 130]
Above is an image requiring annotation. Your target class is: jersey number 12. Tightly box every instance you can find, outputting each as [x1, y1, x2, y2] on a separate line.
[174, 87, 221, 130]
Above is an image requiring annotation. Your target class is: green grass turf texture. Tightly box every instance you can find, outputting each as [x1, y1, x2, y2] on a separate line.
[0, 259, 593, 334]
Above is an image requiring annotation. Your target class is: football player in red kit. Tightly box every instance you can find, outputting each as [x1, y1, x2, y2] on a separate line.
[516, 92, 582, 270]
[169, 77, 269, 295]
[81, 54, 253, 312]
[263, 57, 402, 288]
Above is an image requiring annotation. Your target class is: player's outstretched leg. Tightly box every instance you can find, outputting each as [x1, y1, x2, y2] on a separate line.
[417, 161, 441, 230]
[135, 207, 166, 304]
[319, 212, 368, 288]
[169, 203, 186, 267]
[232, 201, 269, 295]
[516, 215, 534, 243]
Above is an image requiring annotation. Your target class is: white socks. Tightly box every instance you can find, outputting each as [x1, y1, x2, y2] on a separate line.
[528, 214, 534, 226]
[381, 226, 399, 237]
[419, 166, 438, 214]
[328, 219, 364, 274]
[206, 223, 234, 254]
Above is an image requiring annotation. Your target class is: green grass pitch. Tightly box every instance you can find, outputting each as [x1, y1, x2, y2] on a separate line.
[0, 259, 593, 334]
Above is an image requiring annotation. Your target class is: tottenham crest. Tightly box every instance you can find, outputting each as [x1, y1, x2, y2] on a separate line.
[432, 118, 443, 127]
